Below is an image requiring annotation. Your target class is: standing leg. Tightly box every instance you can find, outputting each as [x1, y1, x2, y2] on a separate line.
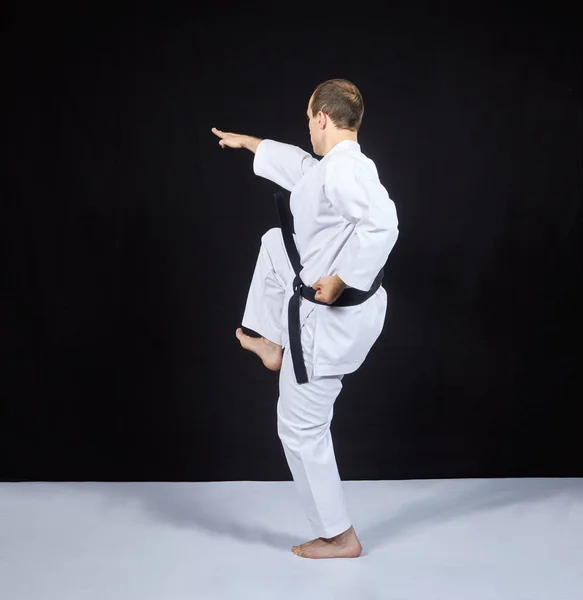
[277, 312, 362, 559]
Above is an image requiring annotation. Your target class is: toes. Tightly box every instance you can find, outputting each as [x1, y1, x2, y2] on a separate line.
[292, 538, 323, 558]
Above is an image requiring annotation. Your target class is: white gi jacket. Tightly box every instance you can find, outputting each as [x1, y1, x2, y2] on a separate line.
[253, 139, 399, 377]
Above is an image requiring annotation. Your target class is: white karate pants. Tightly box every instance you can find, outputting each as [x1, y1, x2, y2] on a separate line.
[241, 228, 352, 539]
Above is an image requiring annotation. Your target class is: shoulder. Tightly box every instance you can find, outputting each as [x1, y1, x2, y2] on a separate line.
[322, 152, 357, 183]
[325, 151, 381, 188]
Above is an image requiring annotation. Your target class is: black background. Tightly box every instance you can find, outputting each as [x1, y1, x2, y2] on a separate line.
[1, 6, 581, 481]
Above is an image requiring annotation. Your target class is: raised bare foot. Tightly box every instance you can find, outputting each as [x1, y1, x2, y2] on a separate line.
[291, 526, 363, 559]
[235, 328, 283, 371]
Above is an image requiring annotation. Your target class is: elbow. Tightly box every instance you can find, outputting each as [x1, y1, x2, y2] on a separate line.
[378, 218, 399, 253]
[387, 221, 399, 248]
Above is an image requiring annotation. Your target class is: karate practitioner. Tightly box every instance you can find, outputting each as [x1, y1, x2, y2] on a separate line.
[211, 79, 399, 559]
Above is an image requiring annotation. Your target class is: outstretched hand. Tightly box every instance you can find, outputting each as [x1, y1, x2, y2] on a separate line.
[211, 127, 247, 149]
[312, 275, 347, 305]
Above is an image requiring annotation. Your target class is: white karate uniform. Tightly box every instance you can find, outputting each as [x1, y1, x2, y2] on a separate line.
[241, 139, 398, 538]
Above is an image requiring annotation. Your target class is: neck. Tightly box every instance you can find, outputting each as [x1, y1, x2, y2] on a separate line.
[322, 130, 358, 156]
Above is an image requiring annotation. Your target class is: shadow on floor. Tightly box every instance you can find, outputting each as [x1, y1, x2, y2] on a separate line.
[58, 481, 300, 552]
[358, 478, 583, 551]
[55, 478, 583, 555]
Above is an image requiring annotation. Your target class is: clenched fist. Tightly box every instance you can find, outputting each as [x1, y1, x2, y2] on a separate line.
[312, 275, 347, 305]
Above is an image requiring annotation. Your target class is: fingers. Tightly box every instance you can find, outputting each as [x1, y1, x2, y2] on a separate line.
[312, 282, 323, 301]
[315, 286, 335, 304]
[212, 128, 241, 150]
[213, 128, 229, 148]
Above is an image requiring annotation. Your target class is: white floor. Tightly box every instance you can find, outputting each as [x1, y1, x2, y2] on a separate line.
[1, 478, 582, 600]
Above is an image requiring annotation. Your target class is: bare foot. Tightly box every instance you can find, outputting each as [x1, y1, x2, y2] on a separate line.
[292, 526, 363, 559]
[235, 328, 282, 371]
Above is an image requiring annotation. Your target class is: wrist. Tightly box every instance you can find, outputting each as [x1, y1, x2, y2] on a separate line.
[335, 274, 347, 290]
[245, 136, 262, 153]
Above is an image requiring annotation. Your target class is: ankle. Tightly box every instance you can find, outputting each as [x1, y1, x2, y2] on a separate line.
[262, 337, 282, 349]
[332, 527, 354, 542]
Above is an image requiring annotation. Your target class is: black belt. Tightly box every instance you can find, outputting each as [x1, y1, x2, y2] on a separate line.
[275, 191, 383, 384]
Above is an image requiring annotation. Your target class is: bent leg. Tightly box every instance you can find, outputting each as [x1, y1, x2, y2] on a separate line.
[241, 227, 293, 345]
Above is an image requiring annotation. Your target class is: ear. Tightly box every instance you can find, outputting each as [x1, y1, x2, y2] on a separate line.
[317, 111, 327, 129]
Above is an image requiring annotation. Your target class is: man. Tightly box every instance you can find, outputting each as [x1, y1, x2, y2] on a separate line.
[211, 79, 399, 559]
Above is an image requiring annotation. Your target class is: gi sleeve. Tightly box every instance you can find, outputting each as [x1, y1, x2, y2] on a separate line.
[324, 155, 399, 291]
[253, 139, 319, 191]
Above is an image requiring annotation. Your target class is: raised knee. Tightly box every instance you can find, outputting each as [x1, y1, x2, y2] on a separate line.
[261, 227, 282, 246]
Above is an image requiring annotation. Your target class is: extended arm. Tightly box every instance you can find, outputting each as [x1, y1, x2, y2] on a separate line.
[212, 127, 318, 191]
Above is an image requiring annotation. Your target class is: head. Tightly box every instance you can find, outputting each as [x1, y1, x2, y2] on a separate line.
[307, 78, 364, 156]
